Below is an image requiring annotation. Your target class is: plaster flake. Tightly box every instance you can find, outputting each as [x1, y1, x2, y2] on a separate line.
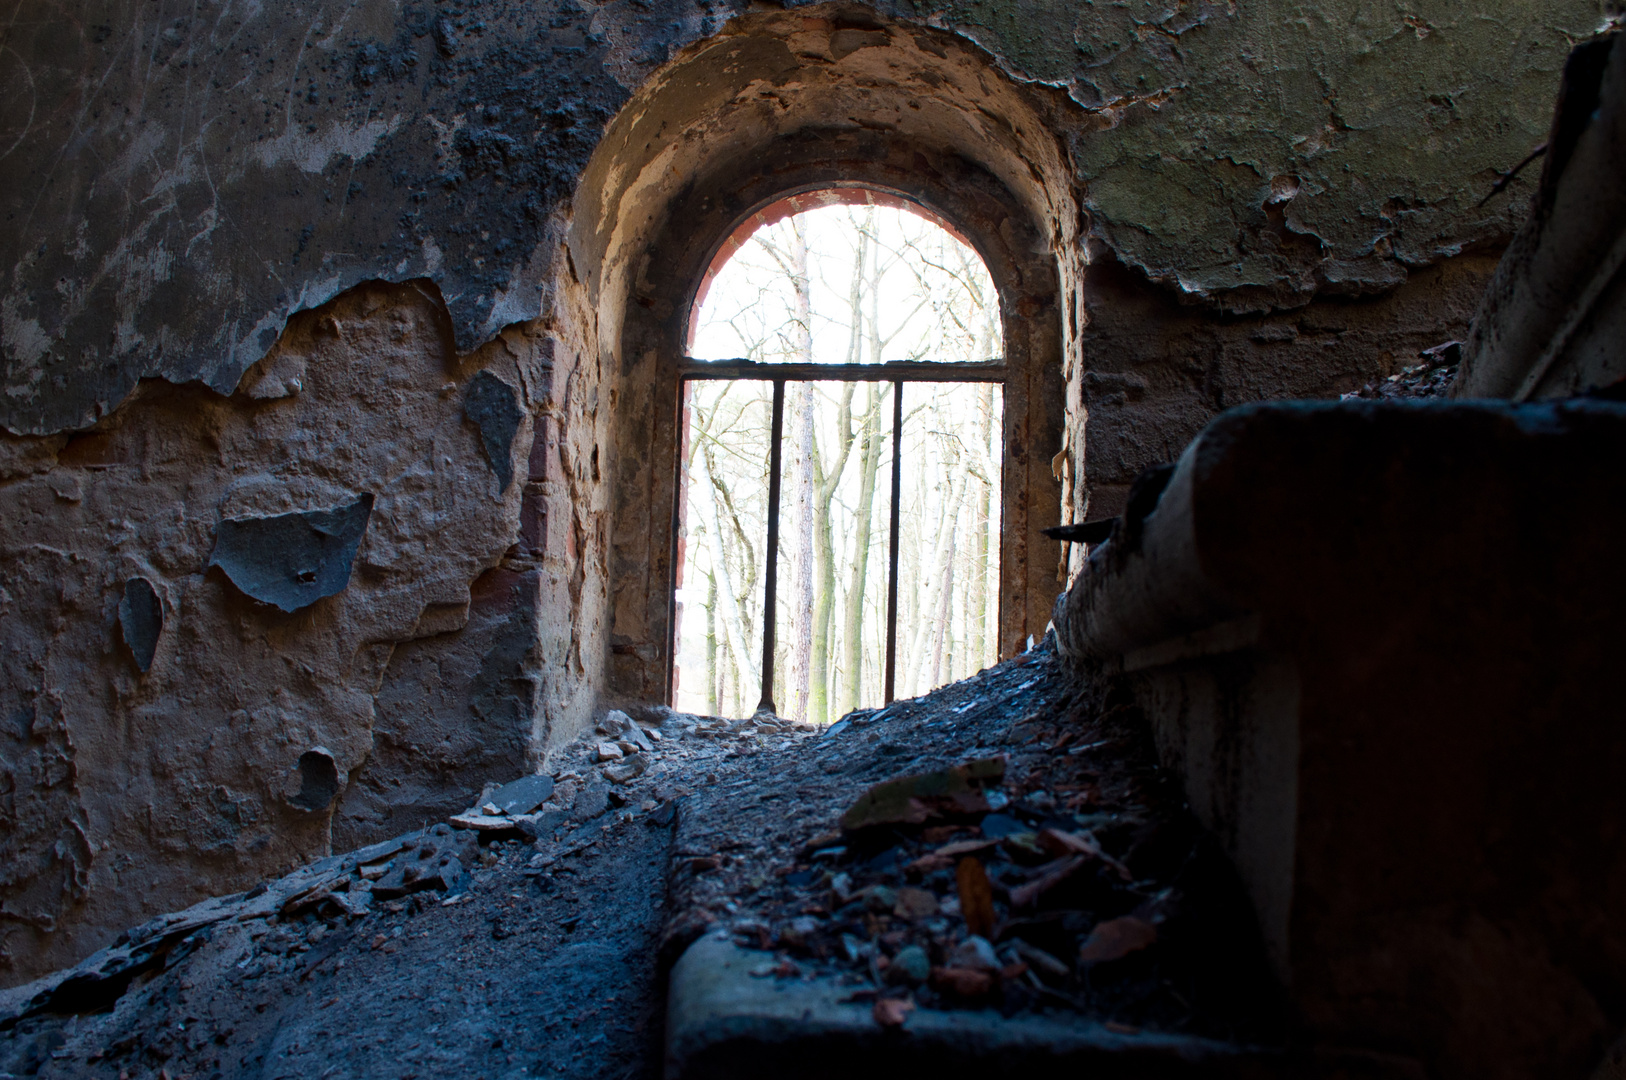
[252, 113, 403, 175]
[0, 297, 52, 372]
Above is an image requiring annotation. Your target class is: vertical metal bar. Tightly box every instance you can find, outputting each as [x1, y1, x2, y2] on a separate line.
[666, 378, 690, 706]
[883, 380, 904, 704]
[757, 379, 786, 716]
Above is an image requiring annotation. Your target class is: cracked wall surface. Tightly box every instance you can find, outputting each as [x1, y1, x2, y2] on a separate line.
[1069, 246, 1503, 530]
[0, 279, 608, 985]
[0, 0, 1604, 985]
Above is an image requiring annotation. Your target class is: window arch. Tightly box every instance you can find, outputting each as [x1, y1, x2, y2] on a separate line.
[572, 8, 1082, 707]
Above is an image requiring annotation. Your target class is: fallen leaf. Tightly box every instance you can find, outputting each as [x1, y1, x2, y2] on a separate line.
[1077, 916, 1158, 965]
[800, 831, 843, 858]
[872, 997, 916, 1028]
[905, 853, 954, 876]
[840, 757, 1006, 832]
[936, 838, 999, 857]
[931, 965, 994, 998]
[1039, 829, 1133, 880]
[1011, 938, 1071, 982]
[1037, 828, 1100, 858]
[955, 856, 997, 939]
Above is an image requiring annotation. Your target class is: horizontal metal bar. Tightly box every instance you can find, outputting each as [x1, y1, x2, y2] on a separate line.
[680, 359, 1005, 383]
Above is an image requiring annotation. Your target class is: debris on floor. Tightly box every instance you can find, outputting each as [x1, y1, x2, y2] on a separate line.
[1341, 340, 1461, 400]
[0, 637, 1285, 1079]
[663, 637, 1285, 1045]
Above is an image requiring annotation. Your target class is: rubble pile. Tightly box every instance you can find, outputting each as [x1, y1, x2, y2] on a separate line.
[666, 639, 1283, 1042]
[0, 637, 1283, 1077]
[1342, 340, 1461, 400]
[0, 683, 832, 1079]
[442, 706, 818, 846]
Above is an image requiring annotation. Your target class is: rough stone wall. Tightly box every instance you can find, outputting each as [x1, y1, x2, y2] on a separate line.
[0, 279, 607, 985]
[1073, 248, 1504, 527]
[332, 284, 610, 850]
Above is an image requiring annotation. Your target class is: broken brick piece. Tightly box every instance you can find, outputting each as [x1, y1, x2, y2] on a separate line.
[891, 886, 939, 921]
[872, 996, 915, 1028]
[931, 965, 994, 999]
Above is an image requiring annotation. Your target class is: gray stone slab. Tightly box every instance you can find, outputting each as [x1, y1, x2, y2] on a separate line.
[666, 936, 1322, 1080]
[488, 773, 555, 816]
[208, 494, 374, 612]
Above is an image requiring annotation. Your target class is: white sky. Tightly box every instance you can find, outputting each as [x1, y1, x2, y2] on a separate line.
[689, 202, 1002, 365]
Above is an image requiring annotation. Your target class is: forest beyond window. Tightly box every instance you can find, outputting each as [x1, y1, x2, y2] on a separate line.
[673, 200, 1004, 724]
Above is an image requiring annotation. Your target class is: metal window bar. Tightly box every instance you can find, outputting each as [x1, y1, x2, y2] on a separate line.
[679, 357, 1002, 716]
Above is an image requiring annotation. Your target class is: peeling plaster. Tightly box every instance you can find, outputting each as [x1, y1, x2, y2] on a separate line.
[253, 114, 403, 175]
[0, 0, 1596, 434]
[0, 280, 559, 984]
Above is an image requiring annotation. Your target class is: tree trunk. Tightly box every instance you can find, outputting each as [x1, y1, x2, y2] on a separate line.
[705, 570, 719, 715]
[968, 382, 994, 673]
[840, 382, 884, 715]
[697, 449, 759, 701]
[809, 383, 856, 725]
[906, 467, 964, 695]
[786, 223, 815, 721]
[931, 498, 959, 687]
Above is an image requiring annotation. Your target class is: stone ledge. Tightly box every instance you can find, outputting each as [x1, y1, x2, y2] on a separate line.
[665, 936, 1414, 1080]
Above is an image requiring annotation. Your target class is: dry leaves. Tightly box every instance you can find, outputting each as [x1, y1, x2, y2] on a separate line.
[1008, 854, 1087, 910]
[955, 856, 996, 939]
[872, 996, 916, 1028]
[1077, 916, 1158, 965]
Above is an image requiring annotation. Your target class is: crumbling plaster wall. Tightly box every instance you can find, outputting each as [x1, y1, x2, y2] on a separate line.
[0, 0, 1600, 984]
[0, 0, 1594, 434]
[0, 279, 609, 986]
[1075, 248, 1505, 523]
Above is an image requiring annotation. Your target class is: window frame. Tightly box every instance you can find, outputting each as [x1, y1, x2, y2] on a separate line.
[677, 356, 1006, 714]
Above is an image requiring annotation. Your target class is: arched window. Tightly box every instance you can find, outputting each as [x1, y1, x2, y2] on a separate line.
[583, 15, 1077, 714]
[672, 190, 1006, 723]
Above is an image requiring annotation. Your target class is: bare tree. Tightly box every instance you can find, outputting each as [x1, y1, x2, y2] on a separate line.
[756, 221, 816, 720]
[679, 203, 1004, 718]
[839, 382, 885, 717]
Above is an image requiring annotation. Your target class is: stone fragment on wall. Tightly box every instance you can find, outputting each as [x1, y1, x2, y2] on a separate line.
[208, 495, 375, 613]
[116, 579, 163, 673]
